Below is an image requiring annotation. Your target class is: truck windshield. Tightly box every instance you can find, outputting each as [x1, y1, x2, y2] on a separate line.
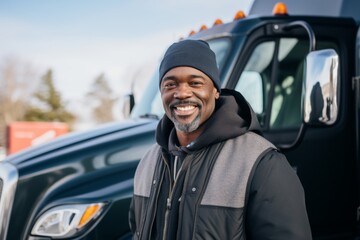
[130, 38, 232, 120]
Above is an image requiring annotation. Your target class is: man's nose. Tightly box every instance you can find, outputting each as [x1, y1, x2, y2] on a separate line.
[174, 84, 192, 99]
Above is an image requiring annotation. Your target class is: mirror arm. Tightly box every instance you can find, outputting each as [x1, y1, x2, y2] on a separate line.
[129, 93, 135, 113]
[122, 93, 135, 119]
[283, 21, 316, 52]
[278, 21, 316, 149]
[277, 123, 306, 149]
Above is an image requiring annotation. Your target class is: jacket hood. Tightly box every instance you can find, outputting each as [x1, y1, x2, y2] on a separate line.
[156, 89, 262, 152]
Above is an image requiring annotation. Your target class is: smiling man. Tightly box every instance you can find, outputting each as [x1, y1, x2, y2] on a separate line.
[161, 66, 219, 146]
[129, 40, 312, 239]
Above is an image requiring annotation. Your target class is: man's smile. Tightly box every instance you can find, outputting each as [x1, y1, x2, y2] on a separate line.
[171, 102, 200, 117]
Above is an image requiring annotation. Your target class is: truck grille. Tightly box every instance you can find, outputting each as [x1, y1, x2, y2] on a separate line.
[0, 162, 18, 240]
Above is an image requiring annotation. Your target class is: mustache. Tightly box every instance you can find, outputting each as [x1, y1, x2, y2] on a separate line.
[169, 100, 202, 109]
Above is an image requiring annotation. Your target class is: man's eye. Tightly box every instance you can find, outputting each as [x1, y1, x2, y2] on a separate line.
[164, 82, 176, 88]
[190, 81, 203, 86]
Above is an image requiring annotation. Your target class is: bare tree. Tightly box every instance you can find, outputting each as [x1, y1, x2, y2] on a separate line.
[0, 57, 38, 147]
[86, 73, 118, 124]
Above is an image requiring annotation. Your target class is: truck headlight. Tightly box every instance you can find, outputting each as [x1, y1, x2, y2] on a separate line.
[31, 203, 105, 238]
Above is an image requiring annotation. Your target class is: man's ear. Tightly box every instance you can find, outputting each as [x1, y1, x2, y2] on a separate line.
[212, 85, 220, 99]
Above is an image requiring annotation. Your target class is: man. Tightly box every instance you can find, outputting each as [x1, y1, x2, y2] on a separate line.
[129, 39, 312, 239]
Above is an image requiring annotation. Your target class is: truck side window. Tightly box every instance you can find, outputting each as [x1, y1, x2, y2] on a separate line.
[270, 38, 306, 129]
[235, 41, 275, 126]
[236, 38, 308, 130]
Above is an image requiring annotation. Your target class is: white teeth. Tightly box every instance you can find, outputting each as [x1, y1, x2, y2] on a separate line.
[176, 105, 195, 111]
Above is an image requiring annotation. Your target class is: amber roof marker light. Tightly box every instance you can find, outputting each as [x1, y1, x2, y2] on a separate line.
[199, 24, 208, 31]
[213, 18, 223, 26]
[234, 10, 246, 20]
[188, 30, 196, 36]
[272, 2, 288, 15]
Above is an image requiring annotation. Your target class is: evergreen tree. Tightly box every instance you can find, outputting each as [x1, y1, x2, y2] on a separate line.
[23, 69, 76, 125]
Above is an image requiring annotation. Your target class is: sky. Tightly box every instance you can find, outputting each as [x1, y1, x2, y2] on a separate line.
[0, 0, 254, 129]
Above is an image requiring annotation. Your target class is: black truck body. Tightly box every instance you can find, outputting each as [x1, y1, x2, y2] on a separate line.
[0, 0, 359, 239]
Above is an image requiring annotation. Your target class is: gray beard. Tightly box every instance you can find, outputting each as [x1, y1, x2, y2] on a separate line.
[171, 113, 201, 133]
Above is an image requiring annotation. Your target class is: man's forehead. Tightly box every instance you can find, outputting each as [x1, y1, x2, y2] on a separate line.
[162, 66, 209, 80]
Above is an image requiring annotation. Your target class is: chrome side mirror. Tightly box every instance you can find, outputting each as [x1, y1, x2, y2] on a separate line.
[304, 49, 339, 125]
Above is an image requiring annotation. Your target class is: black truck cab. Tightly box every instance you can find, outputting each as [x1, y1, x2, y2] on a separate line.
[0, 1, 359, 239]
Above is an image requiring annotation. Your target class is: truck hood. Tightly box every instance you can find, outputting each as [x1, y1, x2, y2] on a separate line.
[5, 118, 158, 165]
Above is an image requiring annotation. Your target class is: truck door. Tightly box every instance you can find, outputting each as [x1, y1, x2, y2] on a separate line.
[228, 20, 358, 238]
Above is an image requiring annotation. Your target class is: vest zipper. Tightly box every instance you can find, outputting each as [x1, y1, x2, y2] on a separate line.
[162, 155, 183, 240]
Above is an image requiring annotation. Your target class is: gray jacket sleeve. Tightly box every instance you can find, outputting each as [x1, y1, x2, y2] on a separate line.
[245, 150, 312, 239]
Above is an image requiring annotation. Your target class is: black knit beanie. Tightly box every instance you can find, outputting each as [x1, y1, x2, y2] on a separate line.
[159, 39, 221, 92]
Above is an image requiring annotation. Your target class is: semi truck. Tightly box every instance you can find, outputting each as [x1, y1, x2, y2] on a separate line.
[0, 0, 359, 239]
